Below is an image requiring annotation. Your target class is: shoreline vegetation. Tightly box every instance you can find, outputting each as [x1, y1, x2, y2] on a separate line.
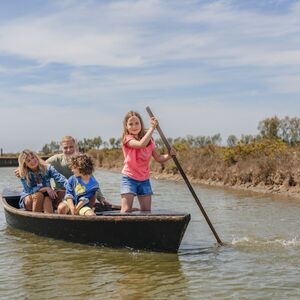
[4, 116, 299, 200]
[89, 115, 300, 200]
[86, 140, 300, 200]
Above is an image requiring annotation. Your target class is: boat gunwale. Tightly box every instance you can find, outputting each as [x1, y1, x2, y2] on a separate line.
[1, 196, 190, 223]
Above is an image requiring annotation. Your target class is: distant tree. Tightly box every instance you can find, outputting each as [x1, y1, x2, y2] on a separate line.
[155, 138, 165, 150]
[167, 137, 173, 145]
[194, 136, 207, 147]
[279, 116, 300, 145]
[258, 116, 280, 139]
[258, 116, 300, 146]
[41, 144, 51, 155]
[240, 134, 255, 145]
[211, 133, 222, 145]
[40, 141, 59, 154]
[77, 140, 85, 152]
[115, 138, 121, 148]
[186, 135, 195, 147]
[49, 141, 59, 152]
[173, 137, 185, 145]
[109, 137, 116, 149]
[93, 136, 102, 149]
[227, 135, 238, 147]
[103, 141, 109, 149]
[289, 117, 300, 145]
[279, 116, 290, 144]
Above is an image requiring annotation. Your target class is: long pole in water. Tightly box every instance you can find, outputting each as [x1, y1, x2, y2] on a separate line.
[146, 106, 223, 245]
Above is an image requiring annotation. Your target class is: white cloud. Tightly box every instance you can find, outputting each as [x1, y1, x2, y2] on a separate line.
[267, 74, 300, 93]
[0, 105, 124, 153]
[0, 0, 299, 69]
[0, 23, 142, 67]
[0, 99, 291, 153]
[1, 0, 300, 152]
[17, 67, 216, 100]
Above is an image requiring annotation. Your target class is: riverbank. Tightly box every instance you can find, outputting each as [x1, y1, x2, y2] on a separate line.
[98, 166, 300, 200]
[89, 140, 300, 200]
[97, 161, 300, 200]
[150, 171, 300, 200]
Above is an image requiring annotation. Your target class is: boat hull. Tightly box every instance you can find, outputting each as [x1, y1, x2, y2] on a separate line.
[1, 191, 190, 253]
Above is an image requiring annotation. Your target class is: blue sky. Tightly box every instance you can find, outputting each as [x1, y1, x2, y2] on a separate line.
[0, 0, 300, 152]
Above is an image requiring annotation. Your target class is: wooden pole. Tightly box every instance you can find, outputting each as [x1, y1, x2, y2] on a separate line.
[146, 106, 223, 245]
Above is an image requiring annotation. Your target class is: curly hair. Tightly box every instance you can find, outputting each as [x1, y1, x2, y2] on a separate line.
[69, 153, 94, 175]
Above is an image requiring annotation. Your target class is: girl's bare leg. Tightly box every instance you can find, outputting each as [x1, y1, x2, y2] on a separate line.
[24, 195, 33, 211]
[26, 192, 44, 212]
[53, 190, 65, 210]
[43, 196, 53, 213]
[121, 193, 134, 213]
[137, 195, 151, 211]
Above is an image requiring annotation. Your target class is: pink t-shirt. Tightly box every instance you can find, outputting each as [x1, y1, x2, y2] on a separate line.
[122, 135, 155, 181]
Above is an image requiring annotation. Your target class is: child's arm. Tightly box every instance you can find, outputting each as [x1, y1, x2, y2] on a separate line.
[65, 177, 76, 214]
[127, 117, 158, 149]
[20, 177, 41, 195]
[48, 165, 67, 188]
[66, 197, 76, 215]
[152, 147, 176, 163]
[39, 186, 58, 199]
[95, 189, 110, 205]
[75, 197, 90, 214]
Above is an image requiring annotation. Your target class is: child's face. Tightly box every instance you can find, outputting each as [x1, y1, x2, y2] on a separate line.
[25, 154, 39, 171]
[126, 116, 141, 136]
[71, 166, 81, 177]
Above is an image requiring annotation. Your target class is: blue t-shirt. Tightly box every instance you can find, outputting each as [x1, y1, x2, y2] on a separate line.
[65, 175, 99, 205]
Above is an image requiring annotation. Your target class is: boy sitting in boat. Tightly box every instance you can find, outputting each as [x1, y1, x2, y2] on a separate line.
[57, 153, 99, 216]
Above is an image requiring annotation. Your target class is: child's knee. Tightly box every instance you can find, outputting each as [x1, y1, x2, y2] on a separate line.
[33, 192, 44, 202]
[84, 209, 95, 216]
[57, 202, 69, 214]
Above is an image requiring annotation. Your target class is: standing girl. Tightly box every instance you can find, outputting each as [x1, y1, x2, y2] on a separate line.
[120, 111, 175, 212]
[18, 150, 67, 213]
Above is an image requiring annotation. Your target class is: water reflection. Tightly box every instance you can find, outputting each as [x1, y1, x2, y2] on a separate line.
[5, 227, 189, 299]
[2, 168, 300, 299]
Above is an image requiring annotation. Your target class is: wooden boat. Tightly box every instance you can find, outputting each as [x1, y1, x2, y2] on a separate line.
[1, 189, 190, 253]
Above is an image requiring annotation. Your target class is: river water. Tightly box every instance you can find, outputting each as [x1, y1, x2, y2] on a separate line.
[0, 167, 299, 299]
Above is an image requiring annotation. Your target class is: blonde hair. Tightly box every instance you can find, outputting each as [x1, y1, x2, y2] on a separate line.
[60, 136, 76, 145]
[122, 111, 146, 143]
[18, 150, 47, 184]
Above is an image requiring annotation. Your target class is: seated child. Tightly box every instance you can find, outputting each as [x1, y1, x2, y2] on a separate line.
[18, 149, 67, 213]
[57, 153, 99, 216]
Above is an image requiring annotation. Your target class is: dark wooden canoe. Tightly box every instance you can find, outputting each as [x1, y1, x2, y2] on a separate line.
[1, 189, 190, 253]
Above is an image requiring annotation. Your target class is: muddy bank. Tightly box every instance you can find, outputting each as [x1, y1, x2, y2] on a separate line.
[151, 171, 300, 200]
[96, 166, 300, 200]
[89, 142, 300, 201]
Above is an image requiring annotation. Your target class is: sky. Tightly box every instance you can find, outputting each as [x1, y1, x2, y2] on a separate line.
[0, 0, 300, 152]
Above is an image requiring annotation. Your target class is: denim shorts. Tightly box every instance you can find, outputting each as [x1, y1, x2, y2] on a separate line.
[121, 175, 153, 196]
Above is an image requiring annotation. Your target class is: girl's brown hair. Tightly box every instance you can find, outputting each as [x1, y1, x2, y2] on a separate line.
[18, 150, 47, 184]
[122, 111, 146, 143]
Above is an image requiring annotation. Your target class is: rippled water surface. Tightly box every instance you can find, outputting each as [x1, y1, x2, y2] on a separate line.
[0, 167, 300, 299]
